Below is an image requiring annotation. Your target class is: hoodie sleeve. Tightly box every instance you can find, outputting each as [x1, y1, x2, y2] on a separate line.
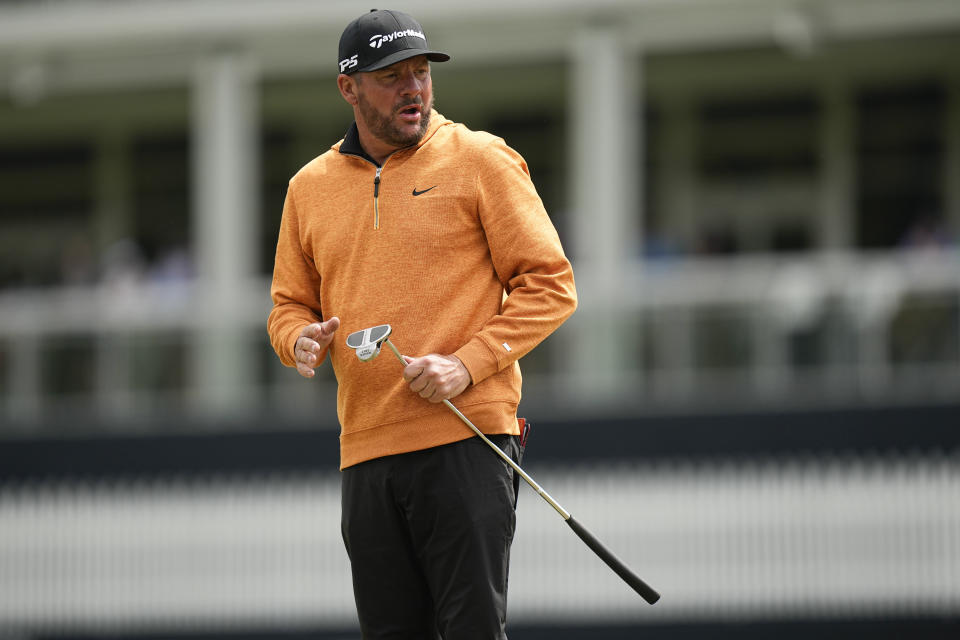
[267, 183, 325, 368]
[453, 137, 578, 384]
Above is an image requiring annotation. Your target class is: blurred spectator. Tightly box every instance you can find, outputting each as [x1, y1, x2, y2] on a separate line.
[99, 237, 146, 290]
[899, 213, 952, 251]
[148, 245, 193, 284]
[643, 233, 684, 263]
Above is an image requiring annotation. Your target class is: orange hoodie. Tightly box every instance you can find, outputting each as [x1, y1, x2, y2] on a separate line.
[268, 111, 577, 469]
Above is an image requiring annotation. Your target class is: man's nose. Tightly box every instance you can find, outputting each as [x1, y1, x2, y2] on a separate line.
[399, 71, 423, 95]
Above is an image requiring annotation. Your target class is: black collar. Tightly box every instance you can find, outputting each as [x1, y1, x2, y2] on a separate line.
[338, 122, 380, 166]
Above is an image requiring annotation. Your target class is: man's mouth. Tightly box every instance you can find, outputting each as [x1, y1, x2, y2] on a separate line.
[398, 104, 422, 122]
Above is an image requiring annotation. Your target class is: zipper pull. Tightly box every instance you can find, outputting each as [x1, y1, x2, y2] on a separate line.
[373, 166, 383, 229]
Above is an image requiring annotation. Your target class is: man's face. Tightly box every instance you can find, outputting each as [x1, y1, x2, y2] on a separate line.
[353, 55, 433, 150]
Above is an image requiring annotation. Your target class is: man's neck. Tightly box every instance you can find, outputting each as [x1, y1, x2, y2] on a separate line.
[355, 123, 402, 166]
[358, 140, 399, 167]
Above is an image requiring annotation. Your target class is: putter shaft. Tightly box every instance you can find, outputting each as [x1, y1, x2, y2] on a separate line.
[383, 338, 570, 519]
[380, 335, 660, 605]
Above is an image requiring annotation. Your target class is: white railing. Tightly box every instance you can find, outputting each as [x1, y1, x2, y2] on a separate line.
[1, 455, 957, 634]
[1, 248, 958, 427]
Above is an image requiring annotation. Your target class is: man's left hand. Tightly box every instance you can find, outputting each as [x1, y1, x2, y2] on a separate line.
[402, 354, 471, 403]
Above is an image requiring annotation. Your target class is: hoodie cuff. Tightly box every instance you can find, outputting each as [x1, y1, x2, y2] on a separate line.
[285, 328, 302, 368]
[454, 336, 501, 386]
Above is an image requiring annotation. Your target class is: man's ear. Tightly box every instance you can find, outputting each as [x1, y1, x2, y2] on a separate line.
[337, 73, 360, 106]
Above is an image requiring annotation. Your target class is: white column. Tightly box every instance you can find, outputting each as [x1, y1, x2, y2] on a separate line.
[567, 26, 641, 404]
[190, 51, 260, 416]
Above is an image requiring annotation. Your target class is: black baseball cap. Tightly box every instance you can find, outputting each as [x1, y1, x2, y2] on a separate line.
[337, 9, 450, 75]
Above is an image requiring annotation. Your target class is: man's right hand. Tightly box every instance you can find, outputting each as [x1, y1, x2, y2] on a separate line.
[295, 316, 340, 378]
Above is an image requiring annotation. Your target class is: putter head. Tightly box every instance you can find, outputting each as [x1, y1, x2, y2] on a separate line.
[345, 324, 392, 362]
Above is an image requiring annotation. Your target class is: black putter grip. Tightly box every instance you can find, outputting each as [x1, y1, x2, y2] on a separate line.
[565, 515, 661, 605]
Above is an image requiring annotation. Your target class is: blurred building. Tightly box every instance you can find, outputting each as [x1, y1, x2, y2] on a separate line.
[0, 0, 958, 638]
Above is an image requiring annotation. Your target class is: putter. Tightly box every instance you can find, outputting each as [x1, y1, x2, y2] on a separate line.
[345, 324, 660, 605]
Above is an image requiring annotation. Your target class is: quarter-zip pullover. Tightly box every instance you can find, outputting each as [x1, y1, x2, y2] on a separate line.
[268, 111, 577, 469]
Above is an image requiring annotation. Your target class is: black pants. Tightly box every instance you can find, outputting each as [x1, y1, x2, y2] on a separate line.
[341, 434, 520, 640]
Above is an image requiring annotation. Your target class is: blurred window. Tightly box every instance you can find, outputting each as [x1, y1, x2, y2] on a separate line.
[890, 293, 960, 366]
[0, 142, 94, 287]
[42, 334, 96, 399]
[0, 143, 93, 218]
[856, 82, 945, 249]
[131, 135, 190, 266]
[700, 95, 819, 179]
[695, 94, 819, 254]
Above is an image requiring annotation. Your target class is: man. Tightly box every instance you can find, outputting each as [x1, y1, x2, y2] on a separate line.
[267, 9, 576, 639]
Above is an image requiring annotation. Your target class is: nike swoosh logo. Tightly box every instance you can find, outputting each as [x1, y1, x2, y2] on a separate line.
[412, 186, 437, 196]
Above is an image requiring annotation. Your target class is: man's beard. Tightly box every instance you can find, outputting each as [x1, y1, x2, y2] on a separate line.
[357, 93, 433, 149]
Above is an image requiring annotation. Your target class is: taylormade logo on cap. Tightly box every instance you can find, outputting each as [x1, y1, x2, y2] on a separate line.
[369, 29, 426, 49]
[338, 9, 449, 75]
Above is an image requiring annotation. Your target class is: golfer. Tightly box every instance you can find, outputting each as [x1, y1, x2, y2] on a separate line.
[267, 9, 577, 639]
